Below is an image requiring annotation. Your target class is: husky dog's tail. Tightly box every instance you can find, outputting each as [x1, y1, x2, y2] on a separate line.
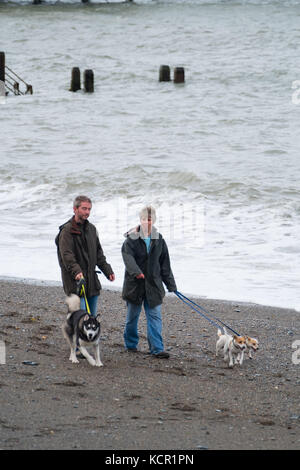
[65, 294, 81, 313]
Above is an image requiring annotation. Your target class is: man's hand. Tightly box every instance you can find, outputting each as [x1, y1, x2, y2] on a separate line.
[75, 272, 84, 281]
[109, 274, 115, 282]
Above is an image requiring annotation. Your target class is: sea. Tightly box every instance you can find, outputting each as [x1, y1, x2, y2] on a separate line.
[0, 0, 299, 311]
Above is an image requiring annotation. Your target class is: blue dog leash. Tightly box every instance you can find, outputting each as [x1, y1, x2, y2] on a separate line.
[174, 290, 241, 336]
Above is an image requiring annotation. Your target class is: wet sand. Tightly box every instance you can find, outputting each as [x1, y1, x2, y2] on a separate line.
[0, 280, 299, 451]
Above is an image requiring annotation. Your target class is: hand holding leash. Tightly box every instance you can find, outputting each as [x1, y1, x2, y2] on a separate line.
[76, 277, 86, 297]
[75, 277, 91, 315]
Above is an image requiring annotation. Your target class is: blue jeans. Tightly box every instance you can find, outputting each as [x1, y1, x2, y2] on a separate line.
[124, 300, 164, 355]
[80, 295, 99, 317]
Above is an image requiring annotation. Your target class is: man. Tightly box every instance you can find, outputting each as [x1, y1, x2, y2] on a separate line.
[57, 195, 115, 316]
[121, 205, 177, 359]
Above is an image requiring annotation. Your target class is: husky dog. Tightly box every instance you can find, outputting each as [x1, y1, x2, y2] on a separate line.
[62, 294, 103, 367]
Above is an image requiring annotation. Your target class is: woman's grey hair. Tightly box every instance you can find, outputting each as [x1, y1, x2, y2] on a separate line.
[73, 195, 92, 208]
[139, 205, 157, 223]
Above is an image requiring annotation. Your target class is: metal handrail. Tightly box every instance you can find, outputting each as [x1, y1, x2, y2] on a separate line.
[5, 76, 23, 95]
[6, 65, 28, 86]
[4, 65, 32, 95]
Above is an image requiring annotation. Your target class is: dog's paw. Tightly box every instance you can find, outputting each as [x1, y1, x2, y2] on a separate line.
[95, 362, 103, 367]
[70, 357, 79, 364]
[87, 358, 96, 366]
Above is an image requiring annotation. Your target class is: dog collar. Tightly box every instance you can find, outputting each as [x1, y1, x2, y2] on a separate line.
[232, 339, 241, 350]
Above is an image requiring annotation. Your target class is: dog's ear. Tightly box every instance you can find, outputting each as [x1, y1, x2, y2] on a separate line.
[83, 314, 90, 321]
[95, 314, 101, 323]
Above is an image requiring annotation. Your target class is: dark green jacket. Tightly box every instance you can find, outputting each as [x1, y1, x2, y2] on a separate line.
[121, 226, 177, 308]
[57, 217, 114, 297]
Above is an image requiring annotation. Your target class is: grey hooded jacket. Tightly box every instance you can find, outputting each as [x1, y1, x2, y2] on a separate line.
[121, 225, 177, 308]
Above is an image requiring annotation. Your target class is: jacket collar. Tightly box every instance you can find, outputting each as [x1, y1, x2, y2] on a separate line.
[125, 225, 159, 241]
[70, 216, 88, 236]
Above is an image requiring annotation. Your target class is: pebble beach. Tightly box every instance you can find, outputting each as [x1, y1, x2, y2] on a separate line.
[0, 279, 299, 451]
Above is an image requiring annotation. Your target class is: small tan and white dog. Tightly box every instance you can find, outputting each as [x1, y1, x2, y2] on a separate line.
[237, 336, 259, 364]
[245, 336, 259, 358]
[216, 327, 247, 368]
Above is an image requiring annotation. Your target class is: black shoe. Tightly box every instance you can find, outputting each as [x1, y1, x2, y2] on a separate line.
[126, 348, 138, 353]
[154, 351, 170, 359]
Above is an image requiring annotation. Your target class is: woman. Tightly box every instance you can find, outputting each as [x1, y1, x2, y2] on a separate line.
[121, 205, 177, 358]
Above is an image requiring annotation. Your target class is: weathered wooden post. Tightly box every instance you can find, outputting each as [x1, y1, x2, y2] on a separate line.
[26, 84, 33, 95]
[159, 65, 171, 82]
[0, 53, 4, 103]
[0, 52, 5, 84]
[69, 67, 81, 92]
[174, 67, 185, 84]
[84, 69, 94, 93]
[13, 82, 20, 95]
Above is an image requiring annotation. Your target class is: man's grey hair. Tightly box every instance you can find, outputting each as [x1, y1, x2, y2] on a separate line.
[73, 195, 92, 208]
[139, 205, 157, 223]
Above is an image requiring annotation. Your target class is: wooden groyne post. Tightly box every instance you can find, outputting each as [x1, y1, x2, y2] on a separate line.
[84, 69, 94, 93]
[70, 67, 81, 92]
[0, 52, 5, 84]
[174, 67, 185, 84]
[159, 65, 171, 82]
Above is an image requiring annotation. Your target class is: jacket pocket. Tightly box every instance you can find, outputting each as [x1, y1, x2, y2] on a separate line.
[123, 275, 144, 303]
[94, 272, 101, 291]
